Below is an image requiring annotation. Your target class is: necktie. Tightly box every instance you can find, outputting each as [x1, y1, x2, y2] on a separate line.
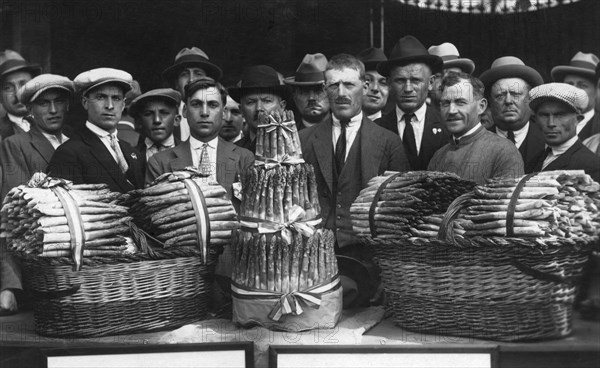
[335, 120, 349, 173]
[507, 130, 516, 144]
[453, 137, 460, 145]
[402, 113, 417, 158]
[541, 146, 553, 169]
[109, 134, 129, 174]
[199, 143, 212, 175]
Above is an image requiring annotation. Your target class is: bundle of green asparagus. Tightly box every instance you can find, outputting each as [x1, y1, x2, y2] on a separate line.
[460, 170, 599, 238]
[231, 228, 337, 292]
[126, 170, 239, 250]
[0, 174, 134, 257]
[240, 164, 321, 221]
[350, 171, 476, 238]
[255, 111, 303, 163]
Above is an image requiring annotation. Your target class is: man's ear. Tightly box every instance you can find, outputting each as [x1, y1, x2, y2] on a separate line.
[427, 75, 434, 92]
[81, 96, 88, 111]
[182, 104, 188, 120]
[175, 114, 182, 126]
[279, 99, 287, 110]
[478, 98, 488, 115]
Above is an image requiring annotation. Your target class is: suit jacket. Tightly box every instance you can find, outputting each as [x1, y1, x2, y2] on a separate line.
[117, 121, 140, 147]
[533, 140, 600, 183]
[516, 121, 547, 174]
[579, 113, 600, 141]
[375, 106, 450, 170]
[300, 116, 410, 247]
[145, 137, 254, 198]
[234, 134, 256, 154]
[0, 115, 27, 141]
[47, 125, 144, 193]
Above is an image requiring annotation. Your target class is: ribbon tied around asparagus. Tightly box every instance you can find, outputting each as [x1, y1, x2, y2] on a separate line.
[240, 205, 322, 244]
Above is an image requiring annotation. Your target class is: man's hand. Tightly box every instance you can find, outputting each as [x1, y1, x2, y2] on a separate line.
[0, 289, 18, 315]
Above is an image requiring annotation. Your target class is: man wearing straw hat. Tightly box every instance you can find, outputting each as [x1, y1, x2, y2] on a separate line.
[357, 47, 389, 121]
[284, 53, 331, 130]
[551, 52, 600, 141]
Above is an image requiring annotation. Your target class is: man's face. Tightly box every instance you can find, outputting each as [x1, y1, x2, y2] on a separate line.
[1, 70, 33, 116]
[184, 86, 224, 141]
[324, 67, 366, 121]
[220, 96, 244, 141]
[176, 67, 207, 95]
[536, 100, 580, 146]
[28, 89, 69, 134]
[292, 84, 330, 123]
[389, 63, 433, 113]
[489, 78, 531, 131]
[363, 70, 389, 115]
[138, 100, 179, 144]
[564, 74, 596, 113]
[82, 84, 125, 132]
[240, 92, 285, 131]
[430, 67, 462, 106]
[440, 79, 486, 136]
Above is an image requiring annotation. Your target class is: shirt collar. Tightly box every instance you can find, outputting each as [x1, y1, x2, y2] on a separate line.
[86, 121, 114, 137]
[368, 111, 382, 120]
[396, 103, 427, 124]
[302, 119, 317, 129]
[332, 112, 363, 128]
[456, 123, 482, 140]
[548, 135, 579, 155]
[578, 109, 595, 128]
[495, 122, 529, 138]
[41, 130, 68, 144]
[7, 113, 24, 124]
[189, 135, 219, 150]
[145, 134, 175, 149]
[118, 120, 136, 130]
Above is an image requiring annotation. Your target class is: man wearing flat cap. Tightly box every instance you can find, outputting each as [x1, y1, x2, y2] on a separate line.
[284, 53, 331, 130]
[376, 35, 450, 171]
[230, 65, 288, 153]
[0, 74, 74, 316]
[551, 52, 600, 141]
[530, 83, 599, 182]
[480, 56, 546, 174]
[129, 88, 182, 163]
[357, 48, 389, 121]
[583, 62, 600, 156]
[47, 68, 144, 193]
[162, 47, 223, 143]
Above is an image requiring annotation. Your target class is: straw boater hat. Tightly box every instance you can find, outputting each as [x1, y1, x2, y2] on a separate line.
[377, 35, 443, 76]
[528, 83, 589, 115]
[551, 52, 599, 83]
[128, 88, 182, 117]
[356, 47, 387, 71]
[284, 53, 328, 86]
[17, 74, 74, 105]
[428, 42, 475, 74]
[479, 56, 544, 93]
[162, 47, 223, 83]
[0, 49, 42, 80]
[228, 65, 288, 102]
[74, 68, 133, 96]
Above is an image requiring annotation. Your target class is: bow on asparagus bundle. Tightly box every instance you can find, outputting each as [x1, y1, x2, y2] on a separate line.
[350, 171, 476, 238]
[0, 173, 135, 257]
[126, 170, 239, 249]
[231, 228, 337, 292]
[255, 110, 303, 163]
[459, 170, 600, 238]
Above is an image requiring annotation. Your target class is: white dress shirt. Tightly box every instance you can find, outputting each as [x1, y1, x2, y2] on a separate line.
[396, 104, 427, 155]
[332, 112, 363, 160]
[86, 121, 121, 162]
[577, 110, 595, 135]
[41, 131, 69, 149]
[178, 101, 190, 142]
[145, 135, 176, 161]
[543, 136, 578, 169]
[495, 122, 530, 149]
[189, 135, 218, 182]
[7, 113, 30, 132]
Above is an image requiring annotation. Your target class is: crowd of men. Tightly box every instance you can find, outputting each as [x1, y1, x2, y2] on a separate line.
[1, 35, 599, 314]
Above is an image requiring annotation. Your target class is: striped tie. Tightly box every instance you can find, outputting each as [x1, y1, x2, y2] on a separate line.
[199, 143, 212, 175]
[109, 134, 129, 174]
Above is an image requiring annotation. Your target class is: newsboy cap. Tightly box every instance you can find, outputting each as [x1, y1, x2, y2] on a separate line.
[128, 88, 182, 117]
[528, 82, 589, 114]
[17, 74, 74, 104]
[74, 68, 133, 96]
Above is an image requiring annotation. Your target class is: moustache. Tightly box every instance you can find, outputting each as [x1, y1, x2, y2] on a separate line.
[335, 98, 352, 104]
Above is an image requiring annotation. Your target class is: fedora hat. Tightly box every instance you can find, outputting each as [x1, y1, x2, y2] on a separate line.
[356, 47, 387, 71]
[479, 56, 544, 92]
[284, 53, 328, 86]
[0, 50, 42, 80]
[162, 47, 223, 83]
[377, 35, 443, 76]
[551, 52, 599, 82]
[17, 74, 74, 105]
[428, 42, 475, 74]
[228, 65, 288, 102]
[74, 68, 133, 96]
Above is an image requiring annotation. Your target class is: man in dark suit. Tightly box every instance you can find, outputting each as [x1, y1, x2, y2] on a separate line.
[480, 56, 545, 174]
[375, 36, 450, 170]
[47, 68, 144, 193]
[300, 54, 410, 308]
[530, 83, 599, 182]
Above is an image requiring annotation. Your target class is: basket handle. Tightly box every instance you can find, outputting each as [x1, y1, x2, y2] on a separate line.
[29, 284, 80, 300]
[438, 192, 476, 245]
[368, 173, 403, 238]
[510, 259, 576, 284]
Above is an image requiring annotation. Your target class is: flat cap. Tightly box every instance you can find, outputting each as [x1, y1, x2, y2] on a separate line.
[74, 68, 133, 96]
[17, 74, 74, 104]
[184, 76, 224, 101]
[128, 88, 182, 117]
[528, 82, 589, 114]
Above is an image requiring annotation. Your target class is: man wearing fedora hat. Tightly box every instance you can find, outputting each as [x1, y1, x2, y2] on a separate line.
[480, 56, 546, 174]
[284, 53, 331, 130]
[162, 47, 223, 143]
[357, 47, 389, 121]
[230, 65, 288, 153]
[427, 42, 475, 111]
[376, 35, 450, 171]
[0, 74, 74, 316]
[551, 52, 600, 141]
[47, 68, 144, 193]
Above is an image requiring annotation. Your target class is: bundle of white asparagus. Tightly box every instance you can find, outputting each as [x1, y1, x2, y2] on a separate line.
[350, 171, 476, 238]
[255, 110, 303, 163]
[126, 170, 239, 249]
[0, 173, 134, 257]
[460, 170, 600, 238]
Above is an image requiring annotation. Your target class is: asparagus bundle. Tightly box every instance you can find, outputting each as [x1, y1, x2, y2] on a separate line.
[126, 170, 239, 250]
[350, 171, 476, 238]
[0, 173, 134, 257]
[240, 164, 321, 221]
[460, 170, 600, 238]
[255, 110, 303, 163]
[231, 228, 337, 292]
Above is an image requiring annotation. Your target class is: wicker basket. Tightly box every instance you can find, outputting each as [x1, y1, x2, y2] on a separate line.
[20, 248, 215, 337]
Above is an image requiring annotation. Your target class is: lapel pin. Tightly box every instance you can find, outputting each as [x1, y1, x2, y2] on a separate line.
[130, 153, 137, 160]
